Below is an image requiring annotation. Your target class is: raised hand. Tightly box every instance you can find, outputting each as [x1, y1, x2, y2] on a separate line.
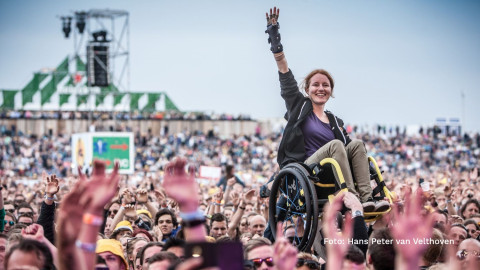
[323, 193, 353, 266]
[22, 224, 46, 242]
[154, 188, 168, 207]
[391, 189, 434, 268]
[162, 157, 198, 212]
[56, 178, 88, 253]
[166, 198, 178, 210]
[266, 6, 280, 25]
[121, 188, 135, 205]
[213, 189, 223, 203]
[444, 184, 454, 198]
[43, 172, 60, 197]
[449, 215, 464, 224]
[273, 222, 298, 270]
[136, 188, 149, 204]
[244, 189, 256, 202]
[124, 204, 137, 220]
[343, 192, 363, 213]
[78, 160, 120, 214]
[153, 225, 163, 241]
[230, 190, 241, 207]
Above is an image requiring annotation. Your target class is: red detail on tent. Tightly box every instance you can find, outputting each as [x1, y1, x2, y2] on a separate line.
[74, 73, 83, 84]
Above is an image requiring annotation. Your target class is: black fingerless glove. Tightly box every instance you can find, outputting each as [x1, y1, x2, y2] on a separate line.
[265, 23, 283, 53]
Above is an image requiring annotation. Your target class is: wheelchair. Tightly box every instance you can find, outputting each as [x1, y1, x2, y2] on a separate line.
[267, 156, 393, 252]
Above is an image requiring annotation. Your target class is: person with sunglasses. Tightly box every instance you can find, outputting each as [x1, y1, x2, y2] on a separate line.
[464, 219, 480, 240]
[244, 223, 298, 270]
[16, 203, 34, 220]
[244, 238, 275, 270]
[456, 238, 480, 269]
[17, 213, 34, 227]
[108, 201, 121, 220]
[3, 215, 16, 234]
[296, 252, 322, 270]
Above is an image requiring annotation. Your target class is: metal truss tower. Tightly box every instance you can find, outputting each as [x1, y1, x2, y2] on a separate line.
[69, 9, 130, 91]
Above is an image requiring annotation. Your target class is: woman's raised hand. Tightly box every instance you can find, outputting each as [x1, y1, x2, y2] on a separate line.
[266, 7, 280, 25]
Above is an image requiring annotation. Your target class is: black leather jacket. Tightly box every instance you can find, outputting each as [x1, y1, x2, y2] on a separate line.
[277, 69, 352, 168]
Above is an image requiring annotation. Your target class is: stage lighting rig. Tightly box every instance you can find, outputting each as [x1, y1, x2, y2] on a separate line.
[75, 11, 87, 34]
[61, 16, 72, 38]
[92, 30, 108, 42]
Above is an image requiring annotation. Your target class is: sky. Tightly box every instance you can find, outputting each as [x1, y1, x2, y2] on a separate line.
[1, 0, 479, 132]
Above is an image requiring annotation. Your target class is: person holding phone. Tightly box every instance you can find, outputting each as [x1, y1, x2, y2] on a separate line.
[265, 7, 389, 212]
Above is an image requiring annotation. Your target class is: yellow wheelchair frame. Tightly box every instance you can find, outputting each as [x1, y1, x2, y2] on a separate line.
[316, 157, 392, 222]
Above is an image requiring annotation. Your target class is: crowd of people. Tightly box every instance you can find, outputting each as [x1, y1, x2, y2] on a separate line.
[0, 114, 478, 269]
[0, 110, 253, 121]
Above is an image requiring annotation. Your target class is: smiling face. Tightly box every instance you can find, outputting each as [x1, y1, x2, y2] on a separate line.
[307, 73, 332, 106]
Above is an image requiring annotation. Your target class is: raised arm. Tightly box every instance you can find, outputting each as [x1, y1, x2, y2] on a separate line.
[136, 188, 158, 218]
[56, 161, 120, 270]
[265, 7, 289, 73]
[36, 172, 60, 244]
[162, 158, 207, 242]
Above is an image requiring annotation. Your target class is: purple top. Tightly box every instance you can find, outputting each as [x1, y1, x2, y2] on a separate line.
[301, 111, 335, 158]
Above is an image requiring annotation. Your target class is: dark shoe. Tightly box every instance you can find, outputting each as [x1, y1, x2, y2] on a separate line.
[362, 201, 375, 213]
[374, 201, 390, 212]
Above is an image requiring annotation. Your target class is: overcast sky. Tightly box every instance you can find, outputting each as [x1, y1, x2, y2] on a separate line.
[1, 0, 479, 132]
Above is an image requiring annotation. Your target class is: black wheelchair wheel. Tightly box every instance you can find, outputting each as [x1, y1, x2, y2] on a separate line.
[268, 163, 318, 251]
[291, 163, 319, 251]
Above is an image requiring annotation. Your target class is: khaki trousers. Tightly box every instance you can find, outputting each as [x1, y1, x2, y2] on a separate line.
[305, 139, 372, 202]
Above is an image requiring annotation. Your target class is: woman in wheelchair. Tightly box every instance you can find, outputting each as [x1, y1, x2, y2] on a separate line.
[265, 7, 388, 213]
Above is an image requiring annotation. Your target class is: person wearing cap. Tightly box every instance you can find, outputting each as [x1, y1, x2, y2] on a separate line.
[96, 239, 128, 270]
[110, 220, 133, 240]
[137, 209, 152, 219]
[111, 204, 154, 234]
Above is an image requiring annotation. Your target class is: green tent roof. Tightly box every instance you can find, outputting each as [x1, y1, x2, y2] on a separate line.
[2, 56, 180, 112]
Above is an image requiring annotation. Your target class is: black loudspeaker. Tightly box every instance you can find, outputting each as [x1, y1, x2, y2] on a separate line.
[87, 44, 110, 87]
